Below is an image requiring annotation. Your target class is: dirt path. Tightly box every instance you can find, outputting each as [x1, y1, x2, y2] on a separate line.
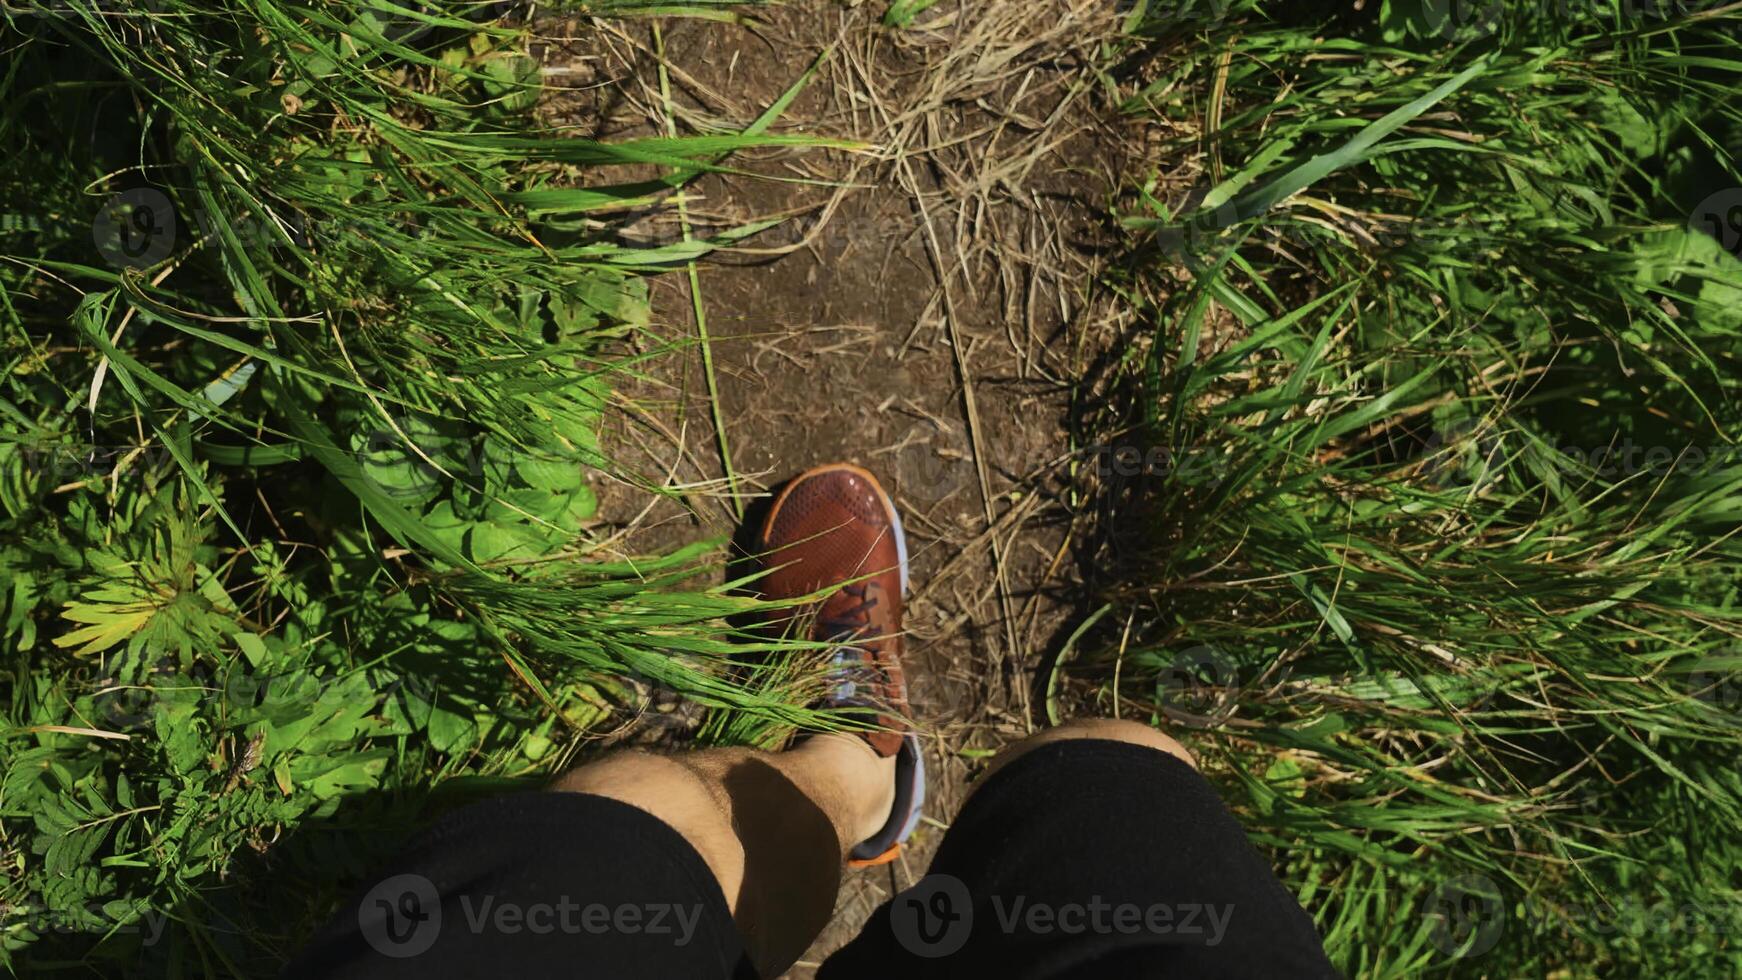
[540, 1, 1134, 970]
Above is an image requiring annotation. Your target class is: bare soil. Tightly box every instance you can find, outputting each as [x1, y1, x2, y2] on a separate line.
[537, 2, 1139, 971]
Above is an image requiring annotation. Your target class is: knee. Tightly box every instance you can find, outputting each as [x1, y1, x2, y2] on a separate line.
[550, 751, 747, 902]
[551, 750, 731, 814]
[981, 718, 1197, 783]
[1045, 718, 1196, 767]
[1049, 718, 1196, 759]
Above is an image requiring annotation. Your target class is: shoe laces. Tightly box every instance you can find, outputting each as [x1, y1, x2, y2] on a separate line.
[819, 582, 884, 701]
[818, 580, 882, 642]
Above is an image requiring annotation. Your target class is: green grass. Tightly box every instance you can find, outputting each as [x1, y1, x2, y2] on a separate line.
[7, 0, 1742, 976]
[1084, 0, 1742, 974]
[0, 1, 837, 971]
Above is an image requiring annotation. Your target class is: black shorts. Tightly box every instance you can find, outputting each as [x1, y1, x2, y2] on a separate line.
[286, 740, 1336, 979]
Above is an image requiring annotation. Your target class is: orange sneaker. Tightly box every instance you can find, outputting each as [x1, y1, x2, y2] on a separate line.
[758, 464, 924, 866]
